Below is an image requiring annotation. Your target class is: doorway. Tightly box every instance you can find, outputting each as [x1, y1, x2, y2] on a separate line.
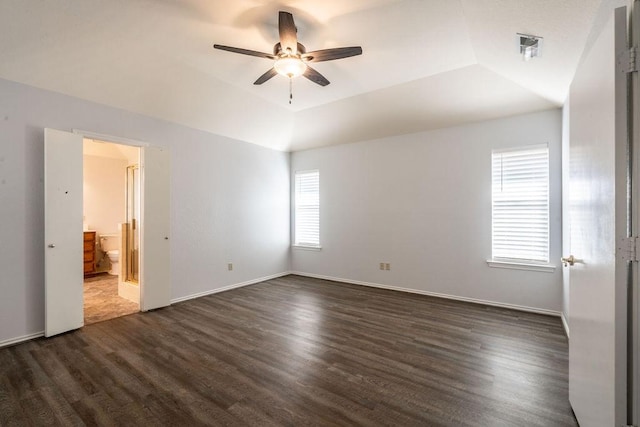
[45, 128, 171, 337]
[82, 138, 140, 324]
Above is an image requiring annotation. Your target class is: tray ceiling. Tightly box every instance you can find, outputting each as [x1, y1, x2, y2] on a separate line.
[0, 0, 606, 151]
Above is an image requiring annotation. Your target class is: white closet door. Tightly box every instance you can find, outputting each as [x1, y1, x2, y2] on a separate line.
[44, 128, 84, 337]
[140, 145, 171, 311]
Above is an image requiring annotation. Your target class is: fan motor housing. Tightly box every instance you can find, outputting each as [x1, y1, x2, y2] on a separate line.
[274, 42, 306, 56]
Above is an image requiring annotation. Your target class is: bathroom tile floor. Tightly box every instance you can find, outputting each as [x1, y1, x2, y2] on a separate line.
[84, 274, 139, 325]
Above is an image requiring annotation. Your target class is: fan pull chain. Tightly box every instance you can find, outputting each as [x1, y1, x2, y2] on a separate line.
[289, 78, 293, 104]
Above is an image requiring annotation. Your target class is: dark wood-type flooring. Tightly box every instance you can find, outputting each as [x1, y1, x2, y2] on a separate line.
[0, 275, 577, 426]
[84, 274, 139, 325]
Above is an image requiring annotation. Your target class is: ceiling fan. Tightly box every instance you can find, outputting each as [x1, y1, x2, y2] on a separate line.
[213, 11, 362, 95]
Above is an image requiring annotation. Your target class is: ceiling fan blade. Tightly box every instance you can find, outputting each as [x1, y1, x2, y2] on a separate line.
[254, 68, 278, 85]
[213, 44, 275, 59]
[279, 11, 298, 54]
[303, 46, 363, 63]
[303, 66, 330, 86]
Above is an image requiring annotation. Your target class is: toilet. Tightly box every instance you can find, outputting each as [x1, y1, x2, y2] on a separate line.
[106, 250, 119, 275]
[100, 233, 121, 276]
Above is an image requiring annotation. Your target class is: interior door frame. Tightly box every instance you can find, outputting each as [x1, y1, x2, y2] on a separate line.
[630, 1, 640, 423]
[73, 129, 156, 311]
[614, 6, 632, 426]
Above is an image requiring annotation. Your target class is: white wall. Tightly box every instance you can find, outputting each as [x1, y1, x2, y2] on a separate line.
[83, 154, 127, 236]
[291, 109, 563, 313]
[0, 77, 290, 345]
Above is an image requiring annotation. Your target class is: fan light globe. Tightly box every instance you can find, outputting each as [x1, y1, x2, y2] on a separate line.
[274, 56, 307, 78]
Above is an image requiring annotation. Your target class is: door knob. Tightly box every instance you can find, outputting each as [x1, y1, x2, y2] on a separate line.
[561, 255, 575, 267]
[48, 244, 55, 248]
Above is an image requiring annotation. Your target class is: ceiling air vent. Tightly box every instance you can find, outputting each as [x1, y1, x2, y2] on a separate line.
[517, 33, 543, 61]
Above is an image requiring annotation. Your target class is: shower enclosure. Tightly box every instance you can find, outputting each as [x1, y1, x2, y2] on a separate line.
[125, 164, 140, 283]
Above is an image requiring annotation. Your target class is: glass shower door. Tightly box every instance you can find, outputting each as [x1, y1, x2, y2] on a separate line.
[125, 164, 140, 283]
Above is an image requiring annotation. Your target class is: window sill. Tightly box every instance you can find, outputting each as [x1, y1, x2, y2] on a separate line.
[292, 245, 322, 251]
[486, 259, 556, 273]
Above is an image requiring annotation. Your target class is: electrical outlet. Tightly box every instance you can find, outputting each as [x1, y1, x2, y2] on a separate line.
[385, 263, 391, 271]
[228, 263, 233, 271]
[379, 262, 385, 270]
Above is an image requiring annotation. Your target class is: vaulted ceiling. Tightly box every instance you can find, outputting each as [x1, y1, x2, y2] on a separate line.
[0, 0, 604, 151]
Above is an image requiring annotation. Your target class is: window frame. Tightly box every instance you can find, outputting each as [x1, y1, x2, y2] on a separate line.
[487, 144, 555, 272]
[293, 169, 321, 249]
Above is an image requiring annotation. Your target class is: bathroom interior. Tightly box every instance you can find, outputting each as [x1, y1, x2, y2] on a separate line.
[83, 138, 140, 325]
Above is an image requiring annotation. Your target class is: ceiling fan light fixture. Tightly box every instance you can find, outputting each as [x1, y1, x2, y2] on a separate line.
[274, 56, 307, 78]
[213, 11, 361, 93]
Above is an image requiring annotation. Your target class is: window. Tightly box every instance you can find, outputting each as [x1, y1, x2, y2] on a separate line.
[294, 170, 320, 248]
[491, 145, 549, 264]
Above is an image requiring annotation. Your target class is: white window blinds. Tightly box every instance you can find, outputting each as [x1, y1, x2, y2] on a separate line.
[294, 170, 320, 247]
[492, 145, 549, 263]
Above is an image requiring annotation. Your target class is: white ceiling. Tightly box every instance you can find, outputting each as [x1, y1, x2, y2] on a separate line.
[0, 0, 603, 151]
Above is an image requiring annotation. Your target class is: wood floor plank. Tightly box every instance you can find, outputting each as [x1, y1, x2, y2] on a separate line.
[0, 274, 577, 426]
[38, 386, 86, 426]
[0, 376, 28, 426]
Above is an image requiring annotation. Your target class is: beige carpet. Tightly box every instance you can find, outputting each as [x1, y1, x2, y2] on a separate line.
[84, 274, 139, 325]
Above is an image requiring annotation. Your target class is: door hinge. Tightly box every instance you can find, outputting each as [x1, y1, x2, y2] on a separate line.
[619, 236, 640, 261]
[619, 46, 638, 73]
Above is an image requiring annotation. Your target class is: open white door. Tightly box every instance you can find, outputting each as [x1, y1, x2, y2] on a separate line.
[566, 6, 628, 426]
[44, 129, 84, 337]
[140, 145, 171, 311]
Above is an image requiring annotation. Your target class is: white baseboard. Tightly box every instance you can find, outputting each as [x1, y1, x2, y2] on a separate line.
[0, 273, 289, 349]
[561, 312, 570, 339]
[0, 331, 44, 348]
[290, 271, 562, 317]
[2, 271, 564, 349]
[170, 271, 290, 304]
